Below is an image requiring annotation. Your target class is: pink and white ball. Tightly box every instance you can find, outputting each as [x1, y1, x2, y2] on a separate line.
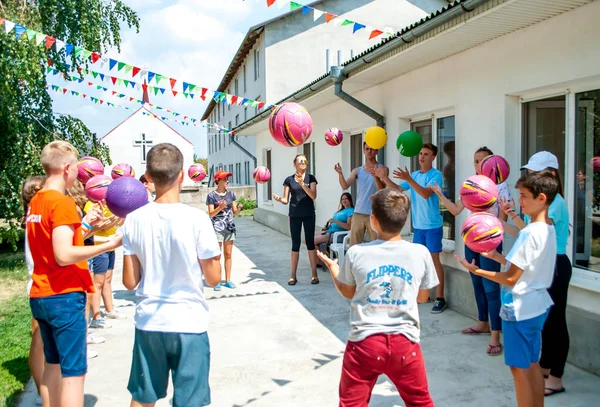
[268, 102, 313, 147]
[77, 156, 104, 184]
[459, 175, 498, 212]
[106, 177, 148, 218]
[462, 212, 504, 253]
[324, 128, 343, 146]
[253, 166, 271, 184]
[111, 163, 135, 180]
[85, 175, 112, 203]
[188, 164, 207, 182]
[479, 155, 510, 184]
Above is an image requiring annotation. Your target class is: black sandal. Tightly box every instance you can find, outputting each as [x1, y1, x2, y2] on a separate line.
[311, 277, 320, 285]
[288, 278, 297, 286]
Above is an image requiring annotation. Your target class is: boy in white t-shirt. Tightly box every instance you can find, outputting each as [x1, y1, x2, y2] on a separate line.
[318, 189, 438, 407]
[457, 171, 559, 407]
[122, 143, 222, 407]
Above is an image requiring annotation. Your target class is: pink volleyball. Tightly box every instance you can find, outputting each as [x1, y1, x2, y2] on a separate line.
[111, 163, 135, 179]
[462, 212, 504, 253]
[593, 156, 600, 173]
[252, 166, 271, 184]
[325, 128, 343, 146]
[188, 164, 207, 182]
[85, 175, 112, 203]
[268, 102, 313, 147]
[77, 156, 104, 184]
[479, 155, 510, 184]
[460, 175, 498, 212]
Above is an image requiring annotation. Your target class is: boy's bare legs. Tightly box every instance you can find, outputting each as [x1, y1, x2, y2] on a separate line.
[223, 241, 234, 282]
[60, 375, 85, 407]
[30, 319, 45, 393]
[40, 363, 61, 407]
[510, 365, 543, 407]
[130, 400, 155, 407]
[101, 269, 114, 313]
[430, 253, 445, 298]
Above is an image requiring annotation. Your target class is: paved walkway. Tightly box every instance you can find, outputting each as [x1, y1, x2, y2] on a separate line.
[19, 217, 600, 406]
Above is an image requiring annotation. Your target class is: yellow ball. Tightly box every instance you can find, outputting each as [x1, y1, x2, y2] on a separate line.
[365, 126, 387, 150]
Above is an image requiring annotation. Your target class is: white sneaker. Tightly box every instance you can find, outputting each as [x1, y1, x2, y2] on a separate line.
[35, 395, 42, 406]
[87, 348, 98, 359]
[89, 319, 112, 329]
[87, 334, 106, 344]
[104, 310, 127, 320]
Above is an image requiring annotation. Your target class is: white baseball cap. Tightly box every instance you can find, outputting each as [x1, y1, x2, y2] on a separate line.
[521, 151, 559, 172]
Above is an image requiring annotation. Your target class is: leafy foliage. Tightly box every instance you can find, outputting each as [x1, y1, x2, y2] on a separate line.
[0, 0, 139, 248]
[193, 154, 208, 169]
[237, 196, 257, 210]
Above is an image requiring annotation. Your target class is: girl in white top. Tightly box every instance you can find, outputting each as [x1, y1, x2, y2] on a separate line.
[432, 147, 510, 356]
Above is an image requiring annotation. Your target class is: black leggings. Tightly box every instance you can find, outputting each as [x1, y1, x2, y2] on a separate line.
[290, 216, 315, 252]
[540, 254, 572, 378]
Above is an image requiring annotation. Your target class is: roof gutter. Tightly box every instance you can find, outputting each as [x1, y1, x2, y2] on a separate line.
[233, 0, 491, 134]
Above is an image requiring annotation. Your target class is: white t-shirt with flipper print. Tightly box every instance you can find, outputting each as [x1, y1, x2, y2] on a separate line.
[337, 239, 439, 343]
[122, 202, 221, 334]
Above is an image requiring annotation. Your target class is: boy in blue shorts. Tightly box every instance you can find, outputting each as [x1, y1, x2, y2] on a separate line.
[457, 171, 558, 407]
[122, 143, 222, 407]
[376, 143, 446, 313]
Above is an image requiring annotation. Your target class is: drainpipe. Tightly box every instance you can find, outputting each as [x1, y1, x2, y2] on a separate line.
[230, 134, 260, 205]
[330, 65, 386, 164]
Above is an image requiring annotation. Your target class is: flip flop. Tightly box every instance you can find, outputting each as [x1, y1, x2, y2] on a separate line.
[461, 327, 491, 335]
[311, 277, 320, 285]
[544, 388, 566, 397]
[288, 278, 297, 286]
[487, 344, 503, 356]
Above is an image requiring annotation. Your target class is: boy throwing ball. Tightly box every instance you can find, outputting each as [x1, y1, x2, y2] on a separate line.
[317, 189, 438, 407]
[456, 171, 558, 407]
[121, 143, 222, 407]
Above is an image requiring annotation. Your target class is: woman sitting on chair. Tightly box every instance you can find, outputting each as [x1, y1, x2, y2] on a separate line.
[314, 192, 354, 249]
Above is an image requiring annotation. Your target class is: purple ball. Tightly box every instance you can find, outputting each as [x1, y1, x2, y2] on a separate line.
[106, 177, 148, 218]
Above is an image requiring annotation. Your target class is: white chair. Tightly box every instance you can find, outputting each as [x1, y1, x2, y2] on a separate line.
[329, 231, 350, 266]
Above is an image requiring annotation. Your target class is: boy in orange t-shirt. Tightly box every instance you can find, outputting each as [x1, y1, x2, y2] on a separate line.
[27, 140, 122, 407]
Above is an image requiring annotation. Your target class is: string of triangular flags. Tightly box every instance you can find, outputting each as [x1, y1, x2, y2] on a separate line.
[47, 82, 233, 133]
[1, 18, 275, 110]
[45, 63, 269, 109]
[266, 0, 395, 40]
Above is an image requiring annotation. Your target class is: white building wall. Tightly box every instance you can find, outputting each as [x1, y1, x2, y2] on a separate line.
[254, 1, 600, 310]
[102, 109, 196, 187]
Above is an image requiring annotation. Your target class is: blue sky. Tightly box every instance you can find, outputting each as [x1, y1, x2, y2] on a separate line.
[49, 0, 284, 158]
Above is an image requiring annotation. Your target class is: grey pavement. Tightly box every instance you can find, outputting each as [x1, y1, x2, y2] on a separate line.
[18, 217, 600, 406]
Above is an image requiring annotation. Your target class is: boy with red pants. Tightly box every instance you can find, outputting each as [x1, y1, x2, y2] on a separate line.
[318, 188, 438, 407]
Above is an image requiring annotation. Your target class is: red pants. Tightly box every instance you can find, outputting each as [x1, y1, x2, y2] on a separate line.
[339, 334, 434, 407]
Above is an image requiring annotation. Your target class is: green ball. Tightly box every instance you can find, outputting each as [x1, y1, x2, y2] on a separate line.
[396, 130, 423, 157]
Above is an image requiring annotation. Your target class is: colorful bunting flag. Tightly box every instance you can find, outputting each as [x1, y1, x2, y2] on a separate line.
[325, 13, 336, 23]
[353, 23, 366, 33]
[132, 66, 141, 77]
[302, 6, 312, 15]
[14, 24, 26, 40]
[313, 9, 325, 21]
[369, 29, 383, 39]
[109, 59, 118, 71]
[45, 36, 56, 50]
[4, 20, 15, 34]
[290, 2, 302, 12]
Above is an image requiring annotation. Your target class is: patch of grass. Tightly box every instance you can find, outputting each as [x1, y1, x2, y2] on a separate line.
[0, 254, 30, 407]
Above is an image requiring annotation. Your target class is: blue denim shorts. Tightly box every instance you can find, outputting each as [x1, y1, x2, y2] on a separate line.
[413, 227, 443, 253]
[30, 292, 87, 377]
[128, 329, 211, 406]
[92, 250, 115, 274]
[503, 310, 549, 368]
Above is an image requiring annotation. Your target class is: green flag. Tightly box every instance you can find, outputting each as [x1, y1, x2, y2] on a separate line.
[35, 33, 45, 46]
[290, 2, 302, 11]
[74, 47, 84, 57]
[341, 19, 354, 26]
[26, 29, 36, 40]
[92, 71, 98, 78]
[124, 65, 133, 74]
[82, 50, 92, 60]
[117, 61, 126, 71]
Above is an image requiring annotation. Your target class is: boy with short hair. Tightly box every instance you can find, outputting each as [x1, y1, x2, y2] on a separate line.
[121, 143, 222, 407]
[457, 171, 559, 407]
[318, 189, 438, 407]
[376, 143, 447, 313]
[27, 140, 122, 407]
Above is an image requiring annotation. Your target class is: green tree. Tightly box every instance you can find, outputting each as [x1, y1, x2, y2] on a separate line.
[0, 0, 140, 247]
[193, 154, 208, 169]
